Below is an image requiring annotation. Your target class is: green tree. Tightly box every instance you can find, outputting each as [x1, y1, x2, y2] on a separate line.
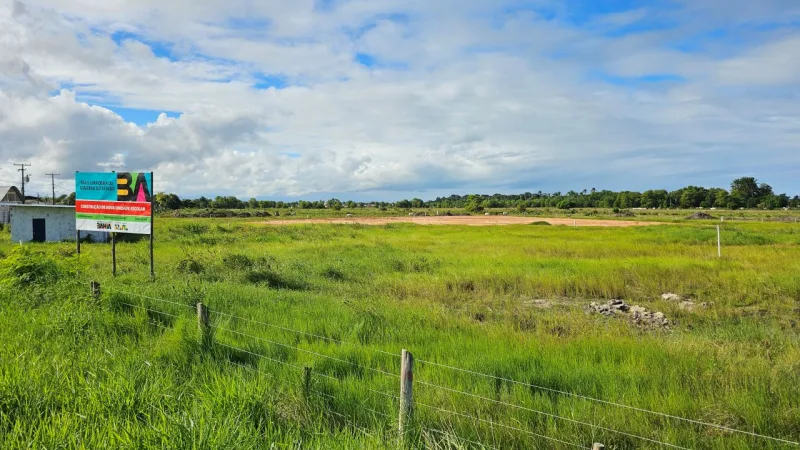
[730, 177, 762, 208]
[327, 198, 343, 211]
[155, 192, 182, 210]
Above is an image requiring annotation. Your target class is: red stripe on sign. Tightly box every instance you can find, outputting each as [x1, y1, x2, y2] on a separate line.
[75, 200, 152, 216]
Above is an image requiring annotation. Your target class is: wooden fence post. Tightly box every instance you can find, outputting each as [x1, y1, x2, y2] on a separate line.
[196, 302, 211, 348]
[304, 367, 312, 399]
[592, 444, 605, 450]
[398, 349, 414, 443]
[90, 281, 100, 300]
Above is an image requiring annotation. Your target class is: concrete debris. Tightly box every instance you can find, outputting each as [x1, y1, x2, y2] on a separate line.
[679, 301, 713, 311]
[589, 300, 670, 329]
[631, 309, 669, 328]
[523, 299, 552, 309]
[588, 299, 629, 316]
[661, 293, 682, 302]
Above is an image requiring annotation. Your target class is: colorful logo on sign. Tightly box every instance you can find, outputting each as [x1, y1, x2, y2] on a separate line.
[117, 172, 152, 203]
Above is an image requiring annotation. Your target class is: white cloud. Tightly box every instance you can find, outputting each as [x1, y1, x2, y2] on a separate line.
[0, 0, 798, 199]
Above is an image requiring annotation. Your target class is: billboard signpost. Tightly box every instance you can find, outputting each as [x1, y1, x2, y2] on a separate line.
[75, 172, 154, 278]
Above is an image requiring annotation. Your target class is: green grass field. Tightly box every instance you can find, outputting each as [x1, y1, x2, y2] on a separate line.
[1, 215, 799, 449]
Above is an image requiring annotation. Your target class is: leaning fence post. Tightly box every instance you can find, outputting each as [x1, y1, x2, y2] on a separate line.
[196, 302, 211, 348]
[398, 349, 414, 443]
[593, 444, 605, 450]
[90, 281, 100, 300]
[304, 367, 312, 399]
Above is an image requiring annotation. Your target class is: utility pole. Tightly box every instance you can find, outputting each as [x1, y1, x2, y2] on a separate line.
[13, 163, 31, 204]
[45, 173, 60, 205]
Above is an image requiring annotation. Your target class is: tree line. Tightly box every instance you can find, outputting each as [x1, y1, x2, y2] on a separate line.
[53, 177, 798, 211]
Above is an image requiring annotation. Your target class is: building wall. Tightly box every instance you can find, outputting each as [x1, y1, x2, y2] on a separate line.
[10, 207, 108, 243]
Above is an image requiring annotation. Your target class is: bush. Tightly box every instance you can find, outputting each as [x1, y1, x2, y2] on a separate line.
[465, 202, 484, 213]
[223, 254, 254, 270]
[557, 199, 576, 209]
[177, 257, 204, 274]
[173, 222, 209, 234]
[322, 266, 346, 281]
[0, 247, 62, 286]
[245, 269, 303, 290]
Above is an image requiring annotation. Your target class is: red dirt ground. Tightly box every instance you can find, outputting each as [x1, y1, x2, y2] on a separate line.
[262, 216, 661, 227]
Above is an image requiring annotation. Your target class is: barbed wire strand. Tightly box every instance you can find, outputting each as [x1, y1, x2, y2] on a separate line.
[309, 384, 390, 421]
[416, 380, 688, 450]
[216, 341, 306, 372]
[114, 290, 195, 311]
[416, 359, 800, 446]
[325, 408, 373, 436]
[212, 325, 399, 380]
[416, 401, 588, 449]
[114, 289, 400, 358]
[427, 428, 500, 450]
[109, 290, 797, 447]
[211, 308, 400, 358]
[121, 303, 182, 320]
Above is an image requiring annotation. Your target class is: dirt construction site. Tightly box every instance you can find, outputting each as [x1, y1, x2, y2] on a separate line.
[263, 216, 662, 227]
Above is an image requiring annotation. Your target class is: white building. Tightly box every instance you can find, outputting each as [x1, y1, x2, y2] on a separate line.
[4, 204, 109, 243]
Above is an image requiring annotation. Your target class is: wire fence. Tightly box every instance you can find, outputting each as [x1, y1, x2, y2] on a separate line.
[105, 287, 800, 449]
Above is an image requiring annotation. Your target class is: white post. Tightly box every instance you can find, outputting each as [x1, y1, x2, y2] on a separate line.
[717, 225, 721, 258]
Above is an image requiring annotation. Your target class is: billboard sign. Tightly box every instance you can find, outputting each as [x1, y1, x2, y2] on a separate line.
[75, 172, 153, 235]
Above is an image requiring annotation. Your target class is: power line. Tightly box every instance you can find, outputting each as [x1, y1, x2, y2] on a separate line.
[416, 359, 800, 447]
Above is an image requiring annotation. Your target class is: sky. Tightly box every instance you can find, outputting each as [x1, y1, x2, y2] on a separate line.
[0, 0, 799, 201]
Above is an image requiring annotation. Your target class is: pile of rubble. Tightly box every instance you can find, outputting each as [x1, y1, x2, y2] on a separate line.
[588, 299, 670, 329]
[661, 293, 713, 311]
[686, 212, 716, 220]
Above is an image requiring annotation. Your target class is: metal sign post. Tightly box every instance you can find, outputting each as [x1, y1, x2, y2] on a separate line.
[149, 171, 155, 280]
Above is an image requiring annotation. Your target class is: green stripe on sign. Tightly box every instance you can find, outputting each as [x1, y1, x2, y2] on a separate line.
[76, 213, 151, 223]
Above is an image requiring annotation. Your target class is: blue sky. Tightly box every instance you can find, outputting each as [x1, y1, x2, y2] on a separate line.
[1, 0, 799, 199]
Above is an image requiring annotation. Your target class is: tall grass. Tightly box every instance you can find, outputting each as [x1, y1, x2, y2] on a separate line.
[1, 219, 798, 448]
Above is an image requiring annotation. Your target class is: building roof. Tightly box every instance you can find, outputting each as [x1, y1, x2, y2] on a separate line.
[0, 202, 75, 209]
[0, 186, 22, 200]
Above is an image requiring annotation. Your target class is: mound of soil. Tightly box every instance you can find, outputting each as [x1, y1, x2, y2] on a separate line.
[686, 212, 716, 220]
